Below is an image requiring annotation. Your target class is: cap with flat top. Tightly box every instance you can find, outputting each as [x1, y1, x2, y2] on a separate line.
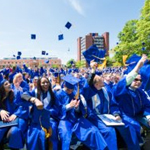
[58, 34, 64, 40]
[82, 44, 105, 65]
[65, 22, 72, 29]
[62, 74, 80, 89]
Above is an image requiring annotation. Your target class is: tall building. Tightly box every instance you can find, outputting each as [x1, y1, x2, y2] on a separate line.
[77, 32, 109, 62]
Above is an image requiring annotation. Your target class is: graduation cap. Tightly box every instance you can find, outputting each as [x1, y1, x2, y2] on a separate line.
[45, 60, 49, 64]
[42, 51, 46, 55]
[33, 57, 36, 60]
[62, 74, 80, 89]
[124, 54, 141, 74]
[31, 34, 36, 39]
[49, 68, 55, 73]
[18, 51, 22, 56]
[0, 74, 6, 87]
[92, 33, 96, 36]
[142, 42, 145, 45]
[142, 47, 146, 51]
[125, 54, 141, 64]
[52, 72, 59, 78]
[17, 56, 21, 60]
[82, 44, 106, 65]
[58, 34, 64, 40]
[46, 53, 48, 55]
[70, 60, 74, 65]
[65, 22, 72, 29]
[3, 69, 10, 76]
[13, 55, 16, 57]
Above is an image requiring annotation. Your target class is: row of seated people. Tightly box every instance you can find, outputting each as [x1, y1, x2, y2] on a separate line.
[0, 55, 150, 150]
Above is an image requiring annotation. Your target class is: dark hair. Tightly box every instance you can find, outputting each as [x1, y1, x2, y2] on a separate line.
[37, 77, 55, 105]
[0, 83, 14, 109]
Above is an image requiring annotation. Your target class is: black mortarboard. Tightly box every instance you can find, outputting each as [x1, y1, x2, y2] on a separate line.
[65, 22, 72, 29]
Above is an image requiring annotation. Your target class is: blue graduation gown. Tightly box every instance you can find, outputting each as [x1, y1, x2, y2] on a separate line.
[113, 77, 150, 144]
[56, 89, 107, 150]
[23, 90, 63, 150]
[0, 94, 27, 149]
[87, 86, 117, 150]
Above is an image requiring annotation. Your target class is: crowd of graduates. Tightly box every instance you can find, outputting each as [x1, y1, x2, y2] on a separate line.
[0, 54, 150, 150]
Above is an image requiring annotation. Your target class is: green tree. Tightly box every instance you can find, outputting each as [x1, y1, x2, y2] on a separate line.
[75, 60, 86, 68]
[113, 0, 150, 64]
[113, 19, 138, 64]
[136, 0, 150, 56]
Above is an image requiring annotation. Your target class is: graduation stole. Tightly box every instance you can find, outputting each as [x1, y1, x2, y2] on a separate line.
[80, 94, 87, 118]
[92, 87, 110, 114]
[35, 89, 51, 108]
[35, 89, 52, 139]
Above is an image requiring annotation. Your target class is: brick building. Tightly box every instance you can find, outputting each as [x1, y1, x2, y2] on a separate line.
[0, 57, 61, 69]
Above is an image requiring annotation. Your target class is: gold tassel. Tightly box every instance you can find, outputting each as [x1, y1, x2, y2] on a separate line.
[74, 83, 79, 100]
[39, 116, 52, 139]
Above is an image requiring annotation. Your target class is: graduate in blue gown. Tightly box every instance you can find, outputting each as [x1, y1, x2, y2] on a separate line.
[112, 54, 150, 148]
[56, 74, 108, 150]
[21, 76, 64, 150]
[0, 74, 27, 150]
[86, 62, 117, 150]
[86, 60, 141, 150]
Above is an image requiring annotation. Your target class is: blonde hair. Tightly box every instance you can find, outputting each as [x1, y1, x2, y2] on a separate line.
[13, 73, 23, 84]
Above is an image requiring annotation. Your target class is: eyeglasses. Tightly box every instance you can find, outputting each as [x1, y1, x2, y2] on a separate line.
[134, 78, 142, 82]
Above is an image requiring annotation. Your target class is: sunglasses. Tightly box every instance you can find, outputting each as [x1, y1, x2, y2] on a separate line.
[134, 78, 142, 82]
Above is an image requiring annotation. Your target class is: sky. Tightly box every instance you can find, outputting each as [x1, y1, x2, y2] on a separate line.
[0, 0, 146, 64]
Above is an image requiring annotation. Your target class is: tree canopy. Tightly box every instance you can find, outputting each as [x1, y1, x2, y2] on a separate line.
[113, 0, 150, 65]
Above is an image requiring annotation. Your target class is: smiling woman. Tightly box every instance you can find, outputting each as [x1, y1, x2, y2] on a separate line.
[0, 74, 27, 150]
[21, 76, 65, 150]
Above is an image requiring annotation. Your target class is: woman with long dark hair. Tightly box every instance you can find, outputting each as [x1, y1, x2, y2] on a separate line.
[0, 74, 27, 150]
[21, 76, 64, 150]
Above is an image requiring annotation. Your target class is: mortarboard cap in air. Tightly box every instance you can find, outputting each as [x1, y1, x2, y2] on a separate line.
[58, 34, 64, 40]
[126, 54, 141, 64]
[45, 60, 49, 64]
[49, 68, 55, 73]
[142, 47, 146, 51]
[46, 53, 48, 55]
[82, 44, 106, 65]
[31, 34, 36, 39]
[65, 22, 72, 29]
[0, 74, 6, 87]
[18, 51, 22, 56]
[13, 55, 16, 57]
[42, 51, 46, 55]
[62, 74, 80, 89]
[92, 33, 96, 36]
[17, 56, 21, 60]
[142, 42, 145, 45]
